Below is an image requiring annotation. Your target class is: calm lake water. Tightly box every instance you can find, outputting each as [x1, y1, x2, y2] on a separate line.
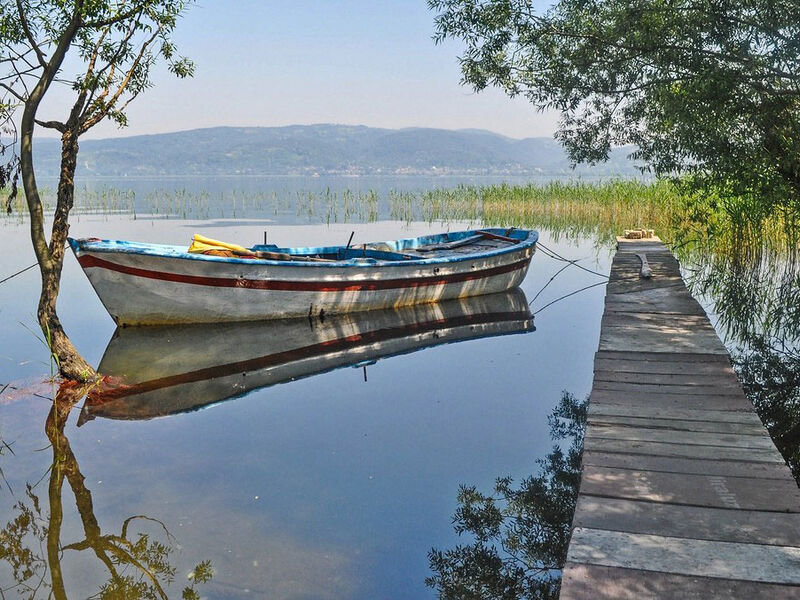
[0, 179, 612, 599]
[2, 177, 797, 598]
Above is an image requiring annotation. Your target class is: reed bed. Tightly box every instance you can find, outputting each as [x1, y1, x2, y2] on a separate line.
[3, 177, 798, 357]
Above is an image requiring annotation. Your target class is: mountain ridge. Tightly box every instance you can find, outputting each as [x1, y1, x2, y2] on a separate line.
[32, 124, 640, 177]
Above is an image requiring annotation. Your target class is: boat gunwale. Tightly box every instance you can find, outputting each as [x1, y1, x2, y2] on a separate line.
[68, 228, 538, 269]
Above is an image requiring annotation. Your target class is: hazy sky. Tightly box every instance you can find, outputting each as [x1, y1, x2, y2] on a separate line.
[39, 1, 559, 140]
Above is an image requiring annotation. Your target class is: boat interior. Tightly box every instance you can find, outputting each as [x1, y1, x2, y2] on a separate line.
[250, 228, 527, 262]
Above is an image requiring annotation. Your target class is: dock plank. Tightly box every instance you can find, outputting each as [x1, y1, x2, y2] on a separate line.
[593, 380, 746, 396]
[589, 389, 754, 411]
[593, 369, 743, 387]
[583, 437, 785, 463]
[573, 496, 800, 545]
[561, 564, 800, 599]
[587, 414, 767, 435]
[586, 424, 779, 450]
[567, 528, 800, 585]
[560, 236, 800, 598]
[588, 402, 763, 424]
[579, 466, 800, 511]
[581, 451, 793, 479]
[595, 350, 733, 364]
[598, 330, 729, 354]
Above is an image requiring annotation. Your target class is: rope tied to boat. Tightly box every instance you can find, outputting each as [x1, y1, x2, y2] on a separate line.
[0, 240, 71, 286]
[535, 241, 609, 279]
[0, 262, 38, 285]
[528, 241, 610, 314]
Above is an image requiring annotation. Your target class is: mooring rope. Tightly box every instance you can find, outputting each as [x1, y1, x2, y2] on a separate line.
[0, 241, 70, 285]
[528, 241, 610, 313]
[532, 280, 608, 315]
[0, 262, 38, 285]
[536, 241, 609, 279]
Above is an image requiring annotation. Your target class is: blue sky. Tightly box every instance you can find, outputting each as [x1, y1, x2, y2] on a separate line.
[42, 1, 558, 140]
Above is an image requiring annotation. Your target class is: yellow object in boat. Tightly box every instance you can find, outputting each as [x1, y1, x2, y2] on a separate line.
[188, 234, 253, 256]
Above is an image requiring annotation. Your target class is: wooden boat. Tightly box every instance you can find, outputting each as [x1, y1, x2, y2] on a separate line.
[68, 228, 537, 325]
[81, 290, 534, 422]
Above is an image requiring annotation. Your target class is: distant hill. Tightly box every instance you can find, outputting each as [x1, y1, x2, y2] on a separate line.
[32, 124, 641, 177]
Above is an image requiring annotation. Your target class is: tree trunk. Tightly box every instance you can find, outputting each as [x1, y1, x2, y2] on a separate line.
[37, 131, 96, 382]
[15, 11, 90, 382]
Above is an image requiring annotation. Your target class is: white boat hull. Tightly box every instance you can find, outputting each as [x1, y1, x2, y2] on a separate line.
[73, 236, 535, 325]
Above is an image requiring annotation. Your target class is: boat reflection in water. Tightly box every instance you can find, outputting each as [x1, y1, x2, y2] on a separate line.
[83, 289, 534, 422]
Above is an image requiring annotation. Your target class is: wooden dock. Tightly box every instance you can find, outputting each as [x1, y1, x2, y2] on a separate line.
[560, 237, 800, 599]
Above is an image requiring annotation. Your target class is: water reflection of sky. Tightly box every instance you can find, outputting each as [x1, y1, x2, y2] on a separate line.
[0, 210, 611, 598]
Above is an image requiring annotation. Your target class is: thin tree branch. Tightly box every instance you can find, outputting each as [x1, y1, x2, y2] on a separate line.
[33, 119, 66, 132]
[83, 1, 157, 29]
[15, 0, 48, 68]
[0, 82, 25, 101]
[81, 27, 161, 132]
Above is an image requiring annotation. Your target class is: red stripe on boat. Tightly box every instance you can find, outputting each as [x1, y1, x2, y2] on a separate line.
[77, 253, 530, 291]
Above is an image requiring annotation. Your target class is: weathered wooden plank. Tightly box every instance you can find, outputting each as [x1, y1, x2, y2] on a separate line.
[598, 329, 728, 354]
[600, 322, 720, 340]
[586, 425, 777, 450]
[581, 451, 792, 479]
[579, 466, 800, 511]
[609, 271, 684, 283]
[593, 381, 746, 397]
[606, 280, 687, 295]
[613, 257, 679, 268]
[593, 370, 742, 388]
[607, 272, 685, 283]
[587, 414, 766, 435]
[573, 496, 800, 546]
[602, 312, 712, 326]
[611, 263, 681, 274]
[609, 271, 685, 284]
[605, 290, 700, 304]
[561, 563, 800, 600]
[600, 322, 720, 337]
[616, 238, 669, 249]
[593, 358, 734, 376]
[566, 528, 800, 585]
[604, 301, 707, 316]
[612, 258, 679, 266]
[589, 389, 753, 411]
[595, 350, 732, 364]
[588, 402, 762, 424]
[583, 437, 785, 463]
[608, 274, 684, 286]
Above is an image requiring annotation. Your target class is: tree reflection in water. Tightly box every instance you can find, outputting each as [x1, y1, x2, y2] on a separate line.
[679, 232, 800, 484]
[427, 392, 587, 600]
[736, 338, 800, 478]
[0, 382, 212, 599]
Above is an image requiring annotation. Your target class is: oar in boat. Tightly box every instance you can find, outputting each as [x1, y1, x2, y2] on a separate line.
[189, 234, 333, 262]
[475, 230, 520, 244]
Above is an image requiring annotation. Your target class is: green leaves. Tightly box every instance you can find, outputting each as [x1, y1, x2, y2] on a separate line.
[1, 1, 196, 138]
[182, 560, 213, 600]
[431, 0, 800, 214]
